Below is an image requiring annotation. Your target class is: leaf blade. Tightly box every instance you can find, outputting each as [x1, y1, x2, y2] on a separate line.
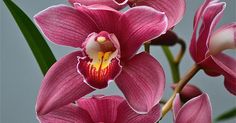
[215, 107, 236, 122]
[3, 0, 56, 75]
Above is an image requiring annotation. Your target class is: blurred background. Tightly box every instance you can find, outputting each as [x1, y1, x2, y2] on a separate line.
[1, 0, 236, 123]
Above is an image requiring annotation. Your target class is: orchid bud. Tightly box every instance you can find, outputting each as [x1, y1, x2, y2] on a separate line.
[151, 31, 178, 46]
[171, 84, 202, 102]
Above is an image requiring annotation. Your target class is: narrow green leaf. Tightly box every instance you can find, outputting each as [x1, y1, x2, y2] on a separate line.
[3, 0, 56, 75]
[215, 107, 236, 122]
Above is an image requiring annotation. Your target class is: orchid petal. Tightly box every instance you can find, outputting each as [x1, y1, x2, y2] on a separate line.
[197, 2, 226, 60]
[74, 5, 121, 34]
[172, 94, 182, 121]
[77, 95, 124, 123]
[171, 84, 202, 102]
[117, 6, 168, 61]
[69, 0, 126, 10]
[38, 104, 94, 123]
[115, 52, 165, 113]
[36, 51, 94, 115]
[209, 23, 236, 55]
[34, 5, 98, 48]
[175, 93, 212, 123]
[190, 0, 218, 61]
[224, 75, 236, 95]
[195, 2, 226, 62]
[115, 102, 161, 123]
[135, 0, 186, 29]
[211, 53, 236, 95]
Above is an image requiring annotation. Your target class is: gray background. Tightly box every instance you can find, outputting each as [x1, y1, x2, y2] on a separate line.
[1, 0, 236, 123]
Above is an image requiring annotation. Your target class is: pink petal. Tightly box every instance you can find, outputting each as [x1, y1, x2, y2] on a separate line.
[34, 5, 98, 48]
[135, 0, 186, 29]
[38, 104, 94, 123]
[113, 0, 128, 5]
[76, 95, 124, 123]
[36, 51, 94, 115]
[115, 102, 161, 123]
[209, 23, 236, 55]
[198, 56, 221, 76]
[171, 84, 202, 102]
[211, 53, 236, 95]
[117, 6, 168, 61]
[224, 75, 236, 95]
[172, 94, 182, 121]
[115, 52, 165, 113]
[68, 0, 127, 10]
[195, 2, 226, 61]
[189, 0, 224, 62]
[175, 93, 212, 123]
[74, 4, 121, 34]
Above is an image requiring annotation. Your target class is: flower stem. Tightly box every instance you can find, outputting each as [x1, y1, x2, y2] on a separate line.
[161, 46, 180, 82]
[144, 42, 151, 53]
[174, 39, 186, 63]
[161, 38, 186, 83]
[161, 64, 200, 118]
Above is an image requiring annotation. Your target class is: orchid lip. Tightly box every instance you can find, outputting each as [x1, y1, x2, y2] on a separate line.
[77, 31, 122, 89]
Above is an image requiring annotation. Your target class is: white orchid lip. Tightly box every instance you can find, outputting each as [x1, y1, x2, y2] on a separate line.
[209, 26, 236, 55]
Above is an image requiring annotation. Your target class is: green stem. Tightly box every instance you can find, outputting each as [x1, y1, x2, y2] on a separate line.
[144, 42, 151, 53]
[161, 46, 180, 82]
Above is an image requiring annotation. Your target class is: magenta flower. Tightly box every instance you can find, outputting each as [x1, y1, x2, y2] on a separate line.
[38, 95, 162, 123]
[173, 93, 212, 123]
[35, 4, 167, 115]
[189, 0, 236, 95]
[171, 84, 202, 102]
[69, 0, 185, 29]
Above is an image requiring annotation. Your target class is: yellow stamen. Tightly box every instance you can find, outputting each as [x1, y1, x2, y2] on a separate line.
[101, 52, 112, 69]
[91, 51, 113, 71]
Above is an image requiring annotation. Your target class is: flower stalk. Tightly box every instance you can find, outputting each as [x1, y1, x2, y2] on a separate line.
[161, 38, 186, 82]
[161, 64, 200, 118]
[144, 42, 151, 53]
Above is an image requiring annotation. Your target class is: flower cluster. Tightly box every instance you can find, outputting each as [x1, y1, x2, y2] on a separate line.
[33, 0, 235, 123]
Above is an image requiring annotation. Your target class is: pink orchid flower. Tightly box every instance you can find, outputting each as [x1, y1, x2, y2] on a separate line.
[173, 93, 212, 123]
[38, 95, 162, 123]
[171, 84, 202, 102]
[35, 4, 167, 115]
[69, 0, 186, 29]
[189, 0, 236, 95]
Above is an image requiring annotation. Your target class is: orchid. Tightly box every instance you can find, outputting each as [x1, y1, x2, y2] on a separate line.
[69, 0, 186, 29]
[172, 93, 212, 123]
[34, 4, 167, 115]
[189, 0, 236, 95]
[38, 95, 162, 123]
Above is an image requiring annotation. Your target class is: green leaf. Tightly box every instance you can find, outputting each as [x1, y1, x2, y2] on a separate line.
[3, 0, 56, 75]
[215, 107, 236, 122]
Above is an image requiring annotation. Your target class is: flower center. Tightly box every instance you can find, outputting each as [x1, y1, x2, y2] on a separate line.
[77, 31, 121, 89]
[85, 32, 118, 71]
